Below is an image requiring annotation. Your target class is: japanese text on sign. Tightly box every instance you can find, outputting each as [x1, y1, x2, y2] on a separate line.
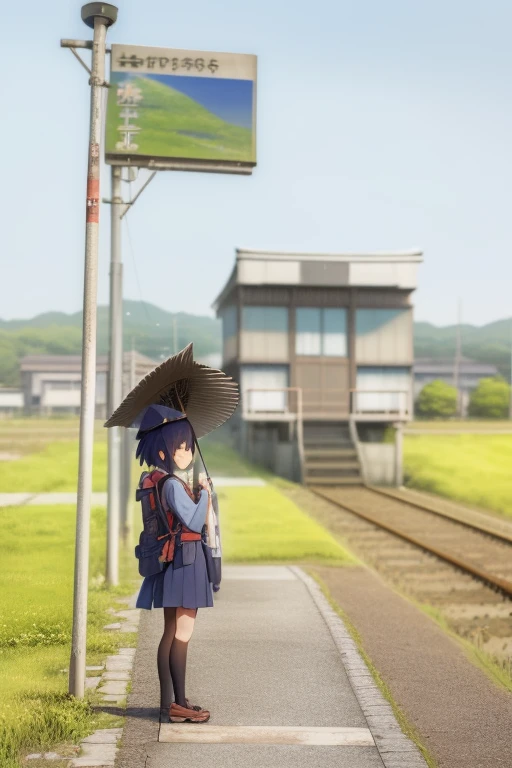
[110, 44, 257, 81]
[117, 53, 220, 74]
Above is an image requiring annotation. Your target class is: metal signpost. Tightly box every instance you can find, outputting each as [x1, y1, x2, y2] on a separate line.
[67, 2, 117, 699]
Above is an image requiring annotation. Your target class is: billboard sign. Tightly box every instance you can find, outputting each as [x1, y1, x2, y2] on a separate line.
[105, 44, 257, 174]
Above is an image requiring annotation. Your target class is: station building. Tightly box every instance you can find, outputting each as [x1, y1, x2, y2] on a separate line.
[214, 248, 423, 486]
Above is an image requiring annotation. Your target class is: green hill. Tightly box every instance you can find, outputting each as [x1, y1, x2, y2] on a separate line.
[106, 75, 253, 163]
[0, 300, 221, 386]
[414, 319, 512, 376]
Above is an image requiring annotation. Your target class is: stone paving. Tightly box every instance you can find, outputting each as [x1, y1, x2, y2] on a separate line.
[116, 565, 428, 768]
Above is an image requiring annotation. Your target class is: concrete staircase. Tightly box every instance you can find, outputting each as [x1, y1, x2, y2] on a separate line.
[302, 421, 363, 486]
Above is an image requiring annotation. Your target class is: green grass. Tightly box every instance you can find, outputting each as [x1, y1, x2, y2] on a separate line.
[219, 485, 354, 564]
[0, 440, 107, 493]
[198, 436, 268, 478]
[404, 433, 512, 517]
[0, 431, 258, 493]
[407, 420, 512, 431]
[0, 503, 137, 767]
[419, 603, 512, 694]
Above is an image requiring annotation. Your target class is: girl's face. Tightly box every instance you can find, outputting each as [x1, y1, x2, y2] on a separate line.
[173, 441, 193, 470]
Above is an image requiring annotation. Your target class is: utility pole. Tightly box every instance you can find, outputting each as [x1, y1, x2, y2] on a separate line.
[509, 317, 512, 420]
[103, 172, 157, 551]
[120, 340, 137, 542]
[173, 314, 178, 354]
[106, 166, 123, 586]
[69, 2, 118, 699]
[394, 422, 403, 487]
[453, 299, 463, 417]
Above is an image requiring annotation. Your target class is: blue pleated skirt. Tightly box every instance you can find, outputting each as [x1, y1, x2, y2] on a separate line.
[136, 540, 214, 611]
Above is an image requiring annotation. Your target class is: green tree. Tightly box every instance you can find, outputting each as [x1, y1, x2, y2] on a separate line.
[416, 380, 458, 419]
[0, 335, 20, 387]
[468, 377, 511, 419]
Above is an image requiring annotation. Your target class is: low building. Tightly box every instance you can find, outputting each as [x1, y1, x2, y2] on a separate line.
[214, 248, 423, 485]
[413, 358, 500, 415]
[0, 388, 24, 416]
[20, 351, 156, 418]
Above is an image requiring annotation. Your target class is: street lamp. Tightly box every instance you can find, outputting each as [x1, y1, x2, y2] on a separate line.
[69, 2, 118, 700]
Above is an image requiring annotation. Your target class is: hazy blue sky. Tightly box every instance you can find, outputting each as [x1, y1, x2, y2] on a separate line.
[2, 0, 512, 327]
[145, 74, 254, 129]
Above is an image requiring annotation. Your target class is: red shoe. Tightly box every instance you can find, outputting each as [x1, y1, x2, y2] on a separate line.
[170, 702, 210, 723]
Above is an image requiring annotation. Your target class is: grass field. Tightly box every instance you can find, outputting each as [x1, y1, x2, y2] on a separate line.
[0, 440, 107, 493]
[0, 502, 137, 767]
[404, 433, 512, 517]
[220, 485, 353, 564]
[407, 420, 512, 431]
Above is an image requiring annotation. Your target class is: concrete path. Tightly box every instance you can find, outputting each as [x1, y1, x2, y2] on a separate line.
[0, 478, 266, 508]
[314, 564, 512, 768]
[116, 565, 426, 768]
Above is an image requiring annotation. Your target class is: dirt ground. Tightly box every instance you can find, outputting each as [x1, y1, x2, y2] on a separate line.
[312, 564, 512, 768]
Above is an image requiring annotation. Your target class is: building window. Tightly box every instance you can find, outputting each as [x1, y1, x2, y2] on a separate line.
[296, 308, 347, 356]
[220, 305, 237, 340]
[241, 365, 289, 412]
[242, 306, 288, 332]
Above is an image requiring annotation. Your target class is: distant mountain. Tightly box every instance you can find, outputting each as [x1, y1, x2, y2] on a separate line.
[0, 299, 221, 356]
[414, 318, 512, 376]
[0, 300, 221, 386]
[0, 303, 510, 386]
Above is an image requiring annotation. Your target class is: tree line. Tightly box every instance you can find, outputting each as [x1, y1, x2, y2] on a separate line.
[417, 378, 511, 419]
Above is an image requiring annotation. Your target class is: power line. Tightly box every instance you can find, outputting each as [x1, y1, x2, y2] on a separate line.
[123, 199, 153, 325]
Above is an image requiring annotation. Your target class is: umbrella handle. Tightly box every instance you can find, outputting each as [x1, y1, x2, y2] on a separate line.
[193, 431, 215, 492]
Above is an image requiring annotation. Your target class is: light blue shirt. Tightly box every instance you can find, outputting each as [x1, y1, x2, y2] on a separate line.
[164, 477, 208, 533]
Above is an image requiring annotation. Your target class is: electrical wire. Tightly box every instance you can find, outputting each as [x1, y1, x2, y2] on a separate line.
[123, 199, 153, 325]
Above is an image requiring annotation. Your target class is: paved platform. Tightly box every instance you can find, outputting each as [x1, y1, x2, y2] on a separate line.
[0, 478, 266, 508]
[116, 565, 426, 768]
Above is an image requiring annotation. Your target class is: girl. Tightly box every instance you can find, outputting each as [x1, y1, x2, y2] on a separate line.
[134, 405, 213, 724]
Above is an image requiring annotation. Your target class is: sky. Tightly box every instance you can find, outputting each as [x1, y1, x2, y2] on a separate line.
[1, 0, 512, 328]
[145, 74, 254, 129]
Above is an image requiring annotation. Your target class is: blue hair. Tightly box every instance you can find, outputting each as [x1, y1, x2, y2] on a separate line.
[135, 419, 195, 471]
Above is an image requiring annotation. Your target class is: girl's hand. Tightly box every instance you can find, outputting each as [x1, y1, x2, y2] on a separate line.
[199, 477, 210, 493]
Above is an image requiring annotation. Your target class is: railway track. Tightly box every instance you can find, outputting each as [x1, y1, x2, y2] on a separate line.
[310, 486, 512, 599]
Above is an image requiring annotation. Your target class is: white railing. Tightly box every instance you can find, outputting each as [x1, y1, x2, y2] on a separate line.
[350, 389, 411, 417]
[243, 387, 411, 419]
[242, 386, 411, 482]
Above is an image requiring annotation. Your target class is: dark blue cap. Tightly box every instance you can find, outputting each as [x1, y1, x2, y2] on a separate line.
[133, 404, 186, 440]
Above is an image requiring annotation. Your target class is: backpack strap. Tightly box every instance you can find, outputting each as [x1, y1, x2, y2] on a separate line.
[171, 473, 202, 503]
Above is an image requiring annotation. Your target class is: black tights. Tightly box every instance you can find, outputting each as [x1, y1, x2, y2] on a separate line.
[157, 607, 195, 709]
